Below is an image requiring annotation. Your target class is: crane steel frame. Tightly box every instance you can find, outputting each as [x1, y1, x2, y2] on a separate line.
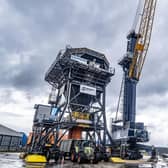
[129, 0, 157, 80]
[45, 47, 114, 145]
[112, 0, 157, 159]
[27, 47, 115, 155]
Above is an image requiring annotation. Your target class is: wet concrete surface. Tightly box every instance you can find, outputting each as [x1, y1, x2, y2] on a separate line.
[0, 153, 128, 168]
[0, 153, 168, 168]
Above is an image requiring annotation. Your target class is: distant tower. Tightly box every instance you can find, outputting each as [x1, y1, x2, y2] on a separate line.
[45, 47, 114, 145]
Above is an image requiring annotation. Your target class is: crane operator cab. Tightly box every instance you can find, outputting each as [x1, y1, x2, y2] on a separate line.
[126, 30, 141, 58]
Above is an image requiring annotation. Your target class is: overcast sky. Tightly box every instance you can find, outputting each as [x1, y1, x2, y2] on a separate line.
[0, 0, 168, 147]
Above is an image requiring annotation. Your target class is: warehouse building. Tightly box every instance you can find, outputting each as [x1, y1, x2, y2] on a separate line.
[0, 124, 24, 152]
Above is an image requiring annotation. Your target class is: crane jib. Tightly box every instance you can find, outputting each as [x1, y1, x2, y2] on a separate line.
[128, 0, 157, 80]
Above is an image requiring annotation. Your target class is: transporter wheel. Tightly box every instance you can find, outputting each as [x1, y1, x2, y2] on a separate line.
[90, 159, 94, 164]
[77, 154, 82, 164]
[46, 151, 50, 162]
[93, 158, 98, 164]
[104, 155, 109, 162]
[58, 153, 64, 164]
[71, 152, 76, 162]
[54, 154, 59, 162]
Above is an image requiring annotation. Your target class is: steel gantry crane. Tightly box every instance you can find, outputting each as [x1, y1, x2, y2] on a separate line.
[112, 0, 157, 159]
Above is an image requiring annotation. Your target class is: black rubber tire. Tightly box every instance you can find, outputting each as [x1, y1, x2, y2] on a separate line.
[93, 158, 98, 164]
[90, 159, 94, 164]
[77, 155, 82, 164]
[46, 151, 50, 162]
[71, 152, 76, 162]
[104, 155, 109, 162]
[54, 154, 59, 162]
[58, 154, 64, 164]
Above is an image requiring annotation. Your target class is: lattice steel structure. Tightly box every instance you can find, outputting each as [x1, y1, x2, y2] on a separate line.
[44, 47, 114, 146]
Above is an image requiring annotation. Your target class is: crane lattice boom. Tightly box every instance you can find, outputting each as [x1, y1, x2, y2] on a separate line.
[129, 0, 157, 80]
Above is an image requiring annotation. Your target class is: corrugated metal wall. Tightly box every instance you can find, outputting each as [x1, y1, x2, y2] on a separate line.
[0, 135, 21, 152]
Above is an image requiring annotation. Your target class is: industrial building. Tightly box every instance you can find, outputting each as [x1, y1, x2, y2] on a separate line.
[0, 124, 24, 152]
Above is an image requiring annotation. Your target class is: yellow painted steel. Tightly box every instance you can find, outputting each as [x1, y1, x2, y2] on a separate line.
[78, 124, 90, 128]
[129, 54, 138, 79]
[135, 43, 144, 51]
[128, 0, 157, 80]
[25, 154, 47, 163]
[45, 144, 52, 147]
[72, 111, 90, 120]
[110, 157, 125, 163]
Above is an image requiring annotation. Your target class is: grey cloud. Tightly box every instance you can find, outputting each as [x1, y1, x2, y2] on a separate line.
[0, 111, 23, 117]
[137, 50, 168, 96]
[0, 0, 168, 145]
[11, 55, 45, 90]
[0, 54, 45, 91]
[0, 0, 138, 96]
[0, 89, 16, 104]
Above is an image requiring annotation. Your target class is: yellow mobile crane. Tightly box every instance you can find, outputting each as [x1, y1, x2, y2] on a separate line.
[112, 0, 157, 159]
